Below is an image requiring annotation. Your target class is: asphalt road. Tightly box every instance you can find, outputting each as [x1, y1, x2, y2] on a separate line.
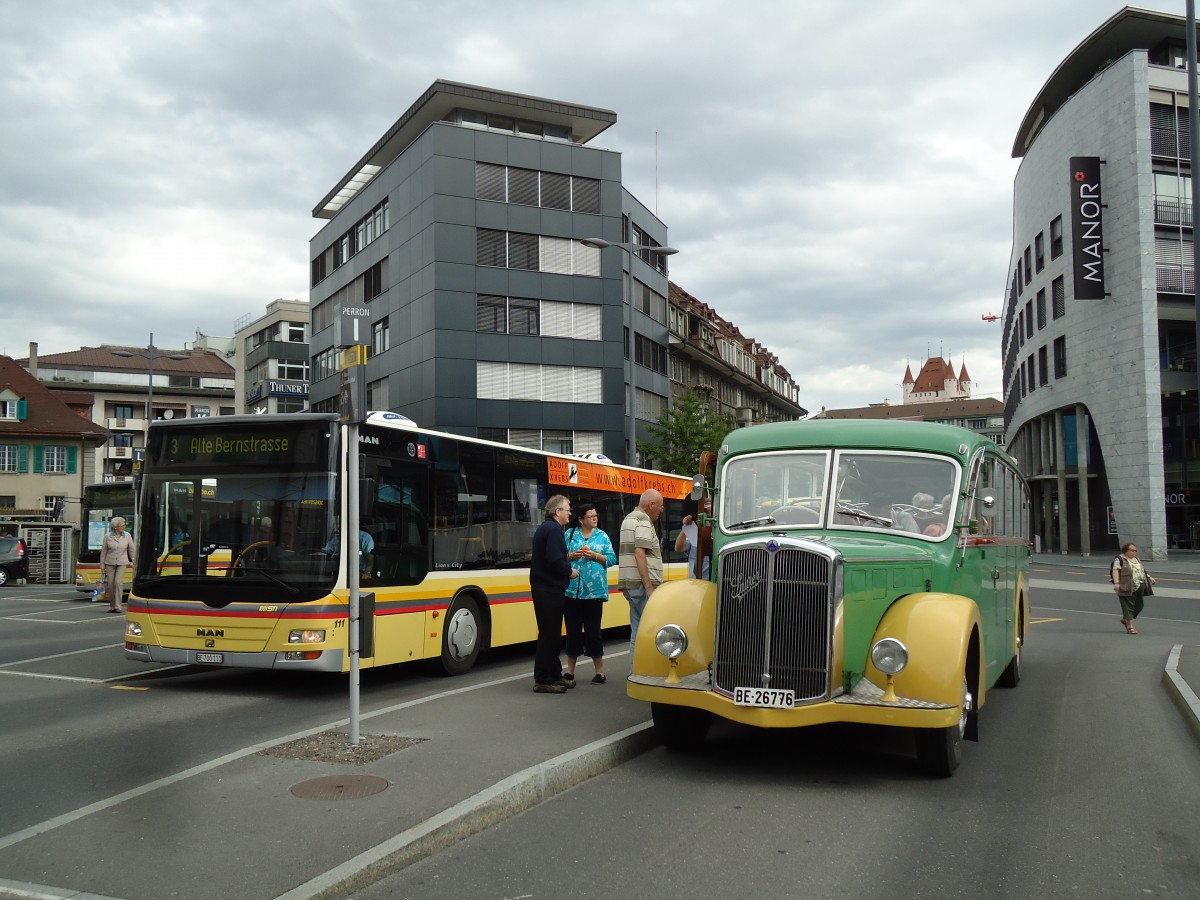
[1, 568, 1197, 900]
[355, 566, 1200, 900]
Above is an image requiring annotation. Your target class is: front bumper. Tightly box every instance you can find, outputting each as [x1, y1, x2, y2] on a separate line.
[627, 671, 958, 730]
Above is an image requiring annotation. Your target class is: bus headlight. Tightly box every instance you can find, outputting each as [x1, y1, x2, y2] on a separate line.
[288, 629, 326, 644]
[871, 638, 908, 675]
[125, 622, 142, 637]
[655, 624, 688, 659]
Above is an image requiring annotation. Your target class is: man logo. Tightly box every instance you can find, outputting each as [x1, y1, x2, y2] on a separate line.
[205, 639, 215, 648]
[197, 628, 224, 638]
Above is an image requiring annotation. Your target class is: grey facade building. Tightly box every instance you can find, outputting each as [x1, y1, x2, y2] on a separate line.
[1004, 7, 1197, 560]
[307, 80, 672, 465]
[233, 299, 311, 415]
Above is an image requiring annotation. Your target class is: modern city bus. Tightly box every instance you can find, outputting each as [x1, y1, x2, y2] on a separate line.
[123, 412, 692, 674]
[628, 419, 1031, 777]
[75, 481, 137, 596]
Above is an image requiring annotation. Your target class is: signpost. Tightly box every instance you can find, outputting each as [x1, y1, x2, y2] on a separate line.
[337, 305, 371, 745]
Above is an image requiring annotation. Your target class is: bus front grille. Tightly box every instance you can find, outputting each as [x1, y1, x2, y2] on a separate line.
[713, 544, 834, 703]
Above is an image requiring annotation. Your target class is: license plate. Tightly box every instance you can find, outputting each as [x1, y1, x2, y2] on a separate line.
[195, 652, 224, 664]
[734, 687, 794, 708]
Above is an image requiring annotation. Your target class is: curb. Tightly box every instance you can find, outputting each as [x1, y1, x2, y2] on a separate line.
[275, 720, 658, 900]
[1163, 644, 1200, 748]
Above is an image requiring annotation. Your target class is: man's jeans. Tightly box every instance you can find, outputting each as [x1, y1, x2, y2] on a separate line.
[622, 585, 649, 660]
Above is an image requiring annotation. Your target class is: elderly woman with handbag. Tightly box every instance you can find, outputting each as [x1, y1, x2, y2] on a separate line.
[1111, 541, 1155, 634]
[100, 516, 135, 614]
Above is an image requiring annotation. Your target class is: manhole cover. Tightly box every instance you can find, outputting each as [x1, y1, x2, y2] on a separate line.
[290, 774, 390, 801]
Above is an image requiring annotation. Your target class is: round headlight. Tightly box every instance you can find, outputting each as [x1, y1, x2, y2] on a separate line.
[655, 624, 688, 659]
[871, 637, 908, 675]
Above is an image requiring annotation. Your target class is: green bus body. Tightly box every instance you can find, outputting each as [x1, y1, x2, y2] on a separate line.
[628, 419, 1031, 777]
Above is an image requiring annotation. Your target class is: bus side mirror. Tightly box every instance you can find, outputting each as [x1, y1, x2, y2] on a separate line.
[690, 475, 704, 501]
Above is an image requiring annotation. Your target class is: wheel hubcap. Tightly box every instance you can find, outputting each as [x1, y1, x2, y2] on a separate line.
[447, 608, 478, 660]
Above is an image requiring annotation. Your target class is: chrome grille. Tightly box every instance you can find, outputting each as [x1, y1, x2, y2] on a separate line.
[713, 543, 833, 703]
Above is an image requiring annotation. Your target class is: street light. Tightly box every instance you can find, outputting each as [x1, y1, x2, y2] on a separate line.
[580, 237, 678, 465]
[113, 332, 188, 428]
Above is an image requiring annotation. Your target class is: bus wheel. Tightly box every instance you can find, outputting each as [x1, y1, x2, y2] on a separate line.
[440, 595, 482, 675]
[997, 635, 1022, 688]
[651, 702, 711, 751]
[915, 673, 971, 778]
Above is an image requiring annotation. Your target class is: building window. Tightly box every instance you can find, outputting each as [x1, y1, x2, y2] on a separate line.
[287, 322, 306, 342]
[0, 495, 14, 507]
[0, 400, 17, 420]
[44, 495, 65, 518]
[1023, 247, 1032, 285]
[1050, 216, 1063, 259]
[1053, 336, 1067, 379]
[1026, 355, 1036, 393]
[476, 296, 600, 340]
[476, 162, 506, 202]
[0, 445, 16, 472]
[1036, 289, 1046, 330]
[1052, 276, 1065, 319]
[368, 377, 389, 411]
[476, 362, 602, 403]
[371, 318, 390, 357]
[509, 298, 539, 335]
[364, 261, 385, 301]
[635, 334, 668, 375]
[542, 430, 573, 454]
[1035, 232, 1045, 273]
[278, 360, 309, 380]
[44, 446, 67, 473]
[1038, 345, 1048, 386]
[114, 404, 134, 419]
[477, 229, 507, 267]
[112, 433, 133, 448]
[1016, 260, 1023, 296]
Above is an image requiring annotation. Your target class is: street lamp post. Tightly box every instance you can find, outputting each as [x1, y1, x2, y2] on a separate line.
[113, 332, 188, 430]
[580, 238, 678, 465]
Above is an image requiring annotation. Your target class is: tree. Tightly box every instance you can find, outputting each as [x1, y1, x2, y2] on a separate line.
[638, 388, 736, 476]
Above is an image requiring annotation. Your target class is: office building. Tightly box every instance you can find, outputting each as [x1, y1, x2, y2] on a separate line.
[1002, 6, 1200, 559]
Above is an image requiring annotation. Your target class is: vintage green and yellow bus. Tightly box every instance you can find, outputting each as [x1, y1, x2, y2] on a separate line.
[628, 419, 1031, 776]
[124, 412, 691, 674]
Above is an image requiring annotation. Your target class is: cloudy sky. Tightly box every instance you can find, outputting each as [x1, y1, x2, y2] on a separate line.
[0, 0, 1188, 411]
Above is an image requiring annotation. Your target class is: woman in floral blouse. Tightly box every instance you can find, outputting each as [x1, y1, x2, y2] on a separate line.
[564, 503, 617, 684]
[1111, 542, 1156, 634]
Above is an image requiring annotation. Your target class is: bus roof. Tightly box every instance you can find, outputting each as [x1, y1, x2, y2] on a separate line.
[721, 419, 1011, 464]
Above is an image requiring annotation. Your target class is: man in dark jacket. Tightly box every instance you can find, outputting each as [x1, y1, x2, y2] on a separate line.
[529, 494, 579, 693]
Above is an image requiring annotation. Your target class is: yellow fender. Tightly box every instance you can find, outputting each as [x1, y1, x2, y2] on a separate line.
[631, 579, 717, 679]
[865, 592, 984, 711]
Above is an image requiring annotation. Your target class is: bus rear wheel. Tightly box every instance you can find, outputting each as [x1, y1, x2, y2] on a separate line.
[651, 702, 711, 751]
[915, 673, 971, 778]
[440, 595, 482, 675]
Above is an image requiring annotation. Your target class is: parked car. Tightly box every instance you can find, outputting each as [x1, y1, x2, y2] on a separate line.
[0, 536, 29, 586]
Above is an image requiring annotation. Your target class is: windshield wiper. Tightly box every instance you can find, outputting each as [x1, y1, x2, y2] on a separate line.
[835, 504, 892, 528]
[728, 515, 776, 530]
[237, 566, 301, 594]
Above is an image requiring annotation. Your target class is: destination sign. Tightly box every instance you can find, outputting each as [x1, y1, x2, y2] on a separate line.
[149, 423, 331, 469]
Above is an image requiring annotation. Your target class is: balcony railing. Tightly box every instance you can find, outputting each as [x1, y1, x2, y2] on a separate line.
[1155, 197, 1193, 227]
[1157, 265, 1196, 294]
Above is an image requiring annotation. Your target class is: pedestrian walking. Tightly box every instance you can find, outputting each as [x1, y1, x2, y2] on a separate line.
[100, 516, 134, 613]
[529, 495, 579, 694]
[1111, 541, 1155, 634]
[619, 489, 664, 658]
[565, 503, 616, 685]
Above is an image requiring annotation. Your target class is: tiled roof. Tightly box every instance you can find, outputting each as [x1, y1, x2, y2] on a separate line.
[0, 356, 109, 443]
[817, 397, 1003, 420]
[19, 345, 234, 377]
[911, 357, 956, 394]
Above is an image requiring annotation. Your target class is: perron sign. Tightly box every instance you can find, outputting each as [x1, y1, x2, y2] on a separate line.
[1069, 156, 1105, 300]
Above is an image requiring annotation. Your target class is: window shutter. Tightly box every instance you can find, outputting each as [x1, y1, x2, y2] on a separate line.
[475, 163, 506, 202]
[543, 366, 572, 402]
[540, 237, 572, 274]
[508, 233, 538, 270]
[508, 168, 539, 206]
[511, 364, 540, 400]
[541, 173, 570, 210]
[476, 229, 507, 267]
[574, 304, 602, 341]
[572, 177, 600, 214]
[574, 242, 601, 277]
[476, 362, 506, 400]
[34, 445, 45, 473]
[67, 446, 78, 474]
[573, 367, 602, 404]
[540, 301, 573, 338]
[18, 445, 29, 473]
[16, 399, 27, 420]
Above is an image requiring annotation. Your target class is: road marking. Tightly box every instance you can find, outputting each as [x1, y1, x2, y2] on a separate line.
[1032, 577, 1195, 599]
[0, 651, 627, 854]
[0, 643, 123, 669]
[1030, 616, 1061, 624]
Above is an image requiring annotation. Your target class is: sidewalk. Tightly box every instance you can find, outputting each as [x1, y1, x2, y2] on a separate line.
[1033, 551, 1200, 748]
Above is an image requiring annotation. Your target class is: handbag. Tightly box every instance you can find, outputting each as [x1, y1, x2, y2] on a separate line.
[92, 578, 109, 603]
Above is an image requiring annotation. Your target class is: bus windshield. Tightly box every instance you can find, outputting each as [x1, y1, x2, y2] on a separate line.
[720, 449, 959, 539]
[80, 483, 137, 562]
[133, 418, 340, 602]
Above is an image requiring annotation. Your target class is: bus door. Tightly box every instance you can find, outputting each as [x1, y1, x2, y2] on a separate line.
[964, 455, 1005, 671]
